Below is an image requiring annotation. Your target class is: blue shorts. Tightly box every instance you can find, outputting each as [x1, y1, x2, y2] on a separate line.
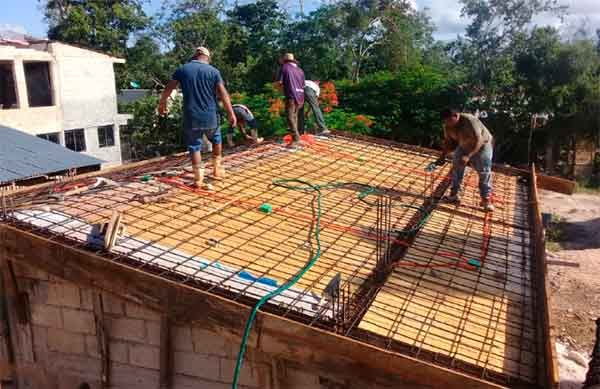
[185, 127, 222, 153]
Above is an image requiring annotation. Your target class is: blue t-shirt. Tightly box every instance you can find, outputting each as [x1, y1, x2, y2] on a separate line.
[173, 60, 223, 129]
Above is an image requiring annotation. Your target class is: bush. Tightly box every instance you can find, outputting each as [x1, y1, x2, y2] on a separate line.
[336, 67, 465, 146]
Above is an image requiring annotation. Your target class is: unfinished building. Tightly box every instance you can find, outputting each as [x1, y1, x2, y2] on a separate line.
[0, 133, 561, 388]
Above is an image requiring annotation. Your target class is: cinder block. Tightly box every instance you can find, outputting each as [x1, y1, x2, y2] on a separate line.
[31, 325, 48, 351]
[31, 303, 63, 328]
[109, 318, 145, 343]
[125, 303, 160, 321]
[48, 328, 85, 355]
[80, 288, 95, 311]
[85, 335, 100, 358]
[192, 327, 233, 357]
[110, 362, 160, 389]
[13, 262, 48, 280]
[146, 321, 161, 346]
[63, 308, 96, 335]
[101, 292, 124, 315]
[129, 344, 160, 370]
[172, 374, 230, 389]
[47, 282, 80, 308]
[29, 280, 50, 304]
[220, 358, 270, 388]
[282, 367, 320, 389]
[173, 351, 220, 380]
[171, 326, 193, 352]
[108, 341, 129, 363]
[45, 351, 102, 385]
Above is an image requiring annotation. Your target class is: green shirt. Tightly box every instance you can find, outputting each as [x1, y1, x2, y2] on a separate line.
[444, 113, 493, 154]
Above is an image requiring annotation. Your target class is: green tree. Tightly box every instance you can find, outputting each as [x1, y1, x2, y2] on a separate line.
[226, 0, 287, 92]
[43, 0, 149, 57]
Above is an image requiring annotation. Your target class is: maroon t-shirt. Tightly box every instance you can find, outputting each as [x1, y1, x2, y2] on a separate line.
[279, 62, 305, 105]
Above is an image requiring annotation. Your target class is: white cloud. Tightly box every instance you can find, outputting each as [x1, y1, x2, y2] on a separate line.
[416, 0, 600, 41]
[415, 0, 468, 41]
[0, 23, 28, 35]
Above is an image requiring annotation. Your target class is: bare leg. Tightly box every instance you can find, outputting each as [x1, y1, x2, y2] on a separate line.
[190, 150, 204, 187]
[212, 143, 224, 179]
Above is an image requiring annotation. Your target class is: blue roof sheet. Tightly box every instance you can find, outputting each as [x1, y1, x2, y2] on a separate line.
[0, 126, 103, 184]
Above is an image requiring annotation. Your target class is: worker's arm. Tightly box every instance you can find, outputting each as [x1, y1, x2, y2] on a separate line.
[462, 118, 485, 163]
[158, 80, 179, 116]
[217, 83, 237, 129]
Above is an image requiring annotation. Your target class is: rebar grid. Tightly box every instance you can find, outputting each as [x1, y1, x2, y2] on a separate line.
[353, 171, 537, 384]
[1, 134, 540, 386]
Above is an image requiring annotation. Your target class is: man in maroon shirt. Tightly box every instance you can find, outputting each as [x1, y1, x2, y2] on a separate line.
[277, 53, 305, 143]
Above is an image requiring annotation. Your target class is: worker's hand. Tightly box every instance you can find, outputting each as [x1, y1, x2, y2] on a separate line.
[227, 113, 237, 129]
[158, 100, 168, 116]
[460, 155, 470, 166]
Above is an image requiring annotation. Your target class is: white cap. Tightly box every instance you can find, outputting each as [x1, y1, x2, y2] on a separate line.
[195, 46, 211, 57]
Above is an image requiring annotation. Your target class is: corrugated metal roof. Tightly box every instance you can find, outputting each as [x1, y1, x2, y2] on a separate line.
[0, 126, 103, 184]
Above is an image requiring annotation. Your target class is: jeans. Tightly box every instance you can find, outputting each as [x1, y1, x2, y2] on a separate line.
[185, 127, 221, 153]
[286, 99, 302, 141]
[299, 87, 328, 133]
[451, 142, 493, 199]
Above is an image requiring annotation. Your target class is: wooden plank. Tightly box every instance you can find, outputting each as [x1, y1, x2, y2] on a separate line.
[0, 223, 506, 389]
[530, 164, 559, 388]
[92, 293, 110, 388]
[159, 314, 171, 389]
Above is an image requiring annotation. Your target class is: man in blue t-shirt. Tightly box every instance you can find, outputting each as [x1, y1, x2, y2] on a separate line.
[158, 46, 236, 188]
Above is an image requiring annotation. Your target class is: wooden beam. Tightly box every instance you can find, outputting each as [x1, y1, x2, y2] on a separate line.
[530, 164, 559, 389]
[0, 224, 508, 389]
[93, 293, 110, 389]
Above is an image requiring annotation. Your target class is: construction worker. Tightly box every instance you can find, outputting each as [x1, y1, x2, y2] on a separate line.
[158, 46, 236, 188]
[276, 53, 305, 144]
[226, 104, 263, 147]
[440, 108, 494, 212]
[299, 80, 330, 135]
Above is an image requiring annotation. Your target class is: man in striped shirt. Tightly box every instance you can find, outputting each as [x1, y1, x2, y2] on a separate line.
[226, 104, 263, 147]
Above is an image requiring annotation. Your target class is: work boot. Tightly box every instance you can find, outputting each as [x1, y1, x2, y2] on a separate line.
[318, 129, 331, 136]
[444, 193, 461, 204]
[250, 129, 264, 144]
[481, 198, 495, 212]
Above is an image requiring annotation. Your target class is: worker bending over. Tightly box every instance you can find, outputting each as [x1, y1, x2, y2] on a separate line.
[227, 104, 263, 147]
[158, 46, 236, 188]
[440, 108, 494, 212]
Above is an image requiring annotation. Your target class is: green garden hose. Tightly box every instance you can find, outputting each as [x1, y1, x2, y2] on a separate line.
[231, 178, 430, 388]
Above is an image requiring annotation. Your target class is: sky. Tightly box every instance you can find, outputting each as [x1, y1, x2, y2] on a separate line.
[2, 0, 599, 42]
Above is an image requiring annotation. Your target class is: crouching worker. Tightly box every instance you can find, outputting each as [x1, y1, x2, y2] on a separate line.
[158, 46, 236, 188]
[226, 104, 264, 147]
[440, 108, 495, 212]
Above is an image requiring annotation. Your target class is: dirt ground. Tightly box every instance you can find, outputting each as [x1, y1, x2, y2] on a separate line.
[540, 190, 600, 386]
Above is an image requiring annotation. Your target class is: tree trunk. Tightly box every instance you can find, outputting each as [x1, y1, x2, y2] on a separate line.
[545, 136, 554, 174]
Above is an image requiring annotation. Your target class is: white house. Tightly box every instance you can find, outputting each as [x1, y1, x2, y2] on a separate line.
[0, 37, 131, 167]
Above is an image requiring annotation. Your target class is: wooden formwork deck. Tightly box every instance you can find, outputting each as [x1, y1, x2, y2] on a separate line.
[359, 173, 536, 382]
[4, 135, 544, 387]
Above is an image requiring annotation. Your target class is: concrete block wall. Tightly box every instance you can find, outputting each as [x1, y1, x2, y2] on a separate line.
[3, 262, 410, 389]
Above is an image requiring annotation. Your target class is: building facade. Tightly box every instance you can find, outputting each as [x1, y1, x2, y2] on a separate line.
[0, 40, 131, 167]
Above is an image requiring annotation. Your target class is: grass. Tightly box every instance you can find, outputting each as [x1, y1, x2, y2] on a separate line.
[575, 177, 600, 194]
[546, 214, 568, 252]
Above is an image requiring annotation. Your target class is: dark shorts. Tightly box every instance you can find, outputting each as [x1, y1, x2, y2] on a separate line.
[227, 118, 258, 135]
[185, 127, 222, 153]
